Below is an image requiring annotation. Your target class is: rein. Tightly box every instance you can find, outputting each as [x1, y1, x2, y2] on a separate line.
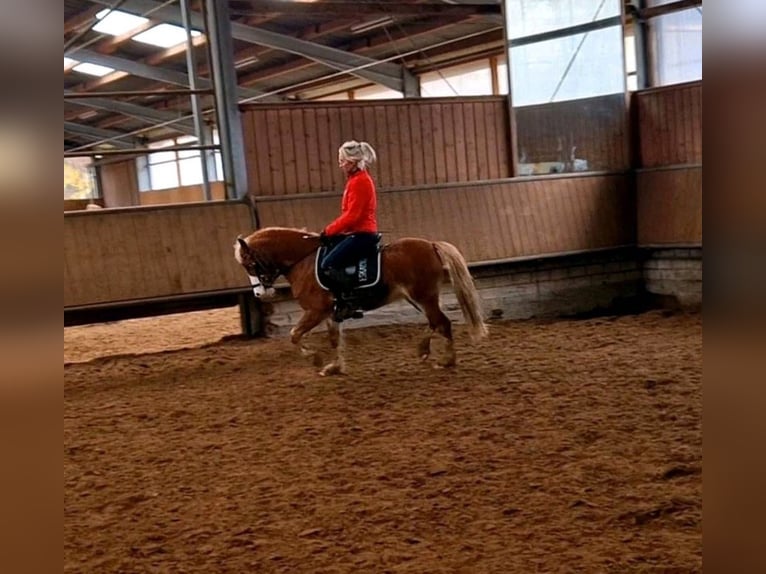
[258, 236, 319, 279]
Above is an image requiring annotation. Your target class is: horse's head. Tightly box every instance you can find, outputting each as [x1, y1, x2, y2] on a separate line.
[234, 235, 279, 298]
[235, 227, 322, 298]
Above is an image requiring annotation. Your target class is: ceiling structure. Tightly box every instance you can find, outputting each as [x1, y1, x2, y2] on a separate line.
[64, 0, 505, 152]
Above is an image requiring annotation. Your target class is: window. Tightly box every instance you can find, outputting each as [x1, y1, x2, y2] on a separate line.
[137, 135, 221, 191]
[64, 157, 98, 199]
[497, 56, 509, 95]
[354, 85, 403, 100]
[506, 0, 625, 107]
[92, 9, 148, 36]
[506, 0, 621, 39]
[649, 7, 702, 86]
[503, 0, 627, 173]
[421, 60, 493, 97]
[625, 32, 638, 91]
[132, 24, 202, 48]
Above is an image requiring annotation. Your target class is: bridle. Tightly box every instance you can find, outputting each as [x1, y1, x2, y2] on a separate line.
[244, 251, 284, 290]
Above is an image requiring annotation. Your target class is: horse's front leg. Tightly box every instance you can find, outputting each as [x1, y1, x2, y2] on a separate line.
[290, 309, 328, 368]
[320, 319, 346, 377]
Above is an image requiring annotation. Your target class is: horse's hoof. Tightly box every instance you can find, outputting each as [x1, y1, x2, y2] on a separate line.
[319, 363, 344, 377]
[420, 353, 429, 361]
[434, 360, 456, 369]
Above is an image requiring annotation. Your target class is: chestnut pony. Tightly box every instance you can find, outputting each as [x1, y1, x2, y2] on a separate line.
[235, 227, 487, 376]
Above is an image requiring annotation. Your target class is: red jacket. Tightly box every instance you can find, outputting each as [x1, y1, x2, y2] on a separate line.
[324, 169, 378, 235]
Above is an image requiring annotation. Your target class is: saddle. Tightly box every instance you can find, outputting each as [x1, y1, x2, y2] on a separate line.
[315, 234, 384, 321]
[315, 234, 383, 292]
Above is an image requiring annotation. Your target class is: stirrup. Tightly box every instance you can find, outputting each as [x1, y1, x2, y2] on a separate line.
[333, 300, 363, 322]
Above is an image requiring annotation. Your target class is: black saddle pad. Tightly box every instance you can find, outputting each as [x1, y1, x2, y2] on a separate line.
[315, 243, 383, 291]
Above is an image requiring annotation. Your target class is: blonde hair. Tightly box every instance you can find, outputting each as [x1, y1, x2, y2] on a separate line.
[338, 140, 377, 171]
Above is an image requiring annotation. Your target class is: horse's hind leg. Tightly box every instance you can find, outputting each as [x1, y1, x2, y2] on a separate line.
[420, 295, 456, 367]
[405, 296, 432, 361]
[320, 318, 346, 376]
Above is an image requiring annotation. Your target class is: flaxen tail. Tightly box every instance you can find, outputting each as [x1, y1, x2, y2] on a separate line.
[433, 241, 488, 341]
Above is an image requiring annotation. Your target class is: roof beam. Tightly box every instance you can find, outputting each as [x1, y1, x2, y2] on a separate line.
[88, 0, 415, 92]
[64, 121, 142, 149]
[64, 5, 102, 35]
[231, 0, 502, 18]
[237, 15, 477, 91]
[69, 48, 269, 101]
[69, 98, 197, 135]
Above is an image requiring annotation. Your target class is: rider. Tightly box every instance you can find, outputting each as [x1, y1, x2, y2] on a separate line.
[319, 140, 379, 321]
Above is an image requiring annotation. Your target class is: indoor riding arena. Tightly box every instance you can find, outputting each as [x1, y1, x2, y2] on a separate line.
[65, 1, 702, 572]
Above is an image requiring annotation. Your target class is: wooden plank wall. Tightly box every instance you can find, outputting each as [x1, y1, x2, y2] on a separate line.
[139, 182, 226, 205]
[99, 158, 140, 207]
[241, 97, 511, 196]
[636, 81, 702, 168]
[515, 93, 629, 171]
[635, 81, 702, 246]
[637, 167, 702, 245]
[255, 174, 633, 263]
[65, 201, 255, 307]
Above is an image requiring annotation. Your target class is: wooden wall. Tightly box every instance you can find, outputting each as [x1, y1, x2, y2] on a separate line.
[64, 201, 255, 308]
[255, 174, 633, 263]
[634, 81, 702, 246]
[515, 93, 629, 171]
[636, 81, 702, 168]
[241, 97, 512, 196]
[139, 182, 226, 205]
[99, 158, 139, 207]
[637, 166, 702, 245]
[65, 84, 703, 310]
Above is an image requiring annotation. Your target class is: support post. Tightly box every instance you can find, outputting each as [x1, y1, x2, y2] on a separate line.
[204, 0, 248, 200]
[238, 293, 265, 337]
[181, 0, 212, 201]
[501, 0, 519, 177]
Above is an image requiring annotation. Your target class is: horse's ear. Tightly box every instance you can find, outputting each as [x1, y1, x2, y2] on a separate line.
[237, 237, 250, 253]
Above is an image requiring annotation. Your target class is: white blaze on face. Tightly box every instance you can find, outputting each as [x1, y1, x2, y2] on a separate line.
[249, 274, 266, 298]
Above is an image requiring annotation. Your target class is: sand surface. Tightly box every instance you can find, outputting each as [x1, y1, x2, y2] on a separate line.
[65, 307, 701, 573]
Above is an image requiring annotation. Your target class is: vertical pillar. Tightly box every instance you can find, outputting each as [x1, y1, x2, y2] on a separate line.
[181, 0, 212, 201]
[632, 0, 651, 89]
[205, 0, 248, 200]
[501, 0, 519, 177]
[402, 69, 420, 98]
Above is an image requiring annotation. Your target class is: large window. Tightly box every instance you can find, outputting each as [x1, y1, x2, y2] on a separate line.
[505, 0, 621, 39]
[503, 0, 628, 174]
[649, 6, 702, 86]
[506, 0, 625, 106]
[509, 25, 625, 106]
[137, 135, 221, 191]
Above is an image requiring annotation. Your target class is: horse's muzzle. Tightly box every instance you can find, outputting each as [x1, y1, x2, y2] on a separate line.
[249, 275, 276, 299]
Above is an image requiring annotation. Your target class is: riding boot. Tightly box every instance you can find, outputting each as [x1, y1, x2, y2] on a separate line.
[333, 291, 363, 322]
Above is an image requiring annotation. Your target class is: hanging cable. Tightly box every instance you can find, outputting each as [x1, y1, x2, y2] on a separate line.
[376, 1, 461, 96]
